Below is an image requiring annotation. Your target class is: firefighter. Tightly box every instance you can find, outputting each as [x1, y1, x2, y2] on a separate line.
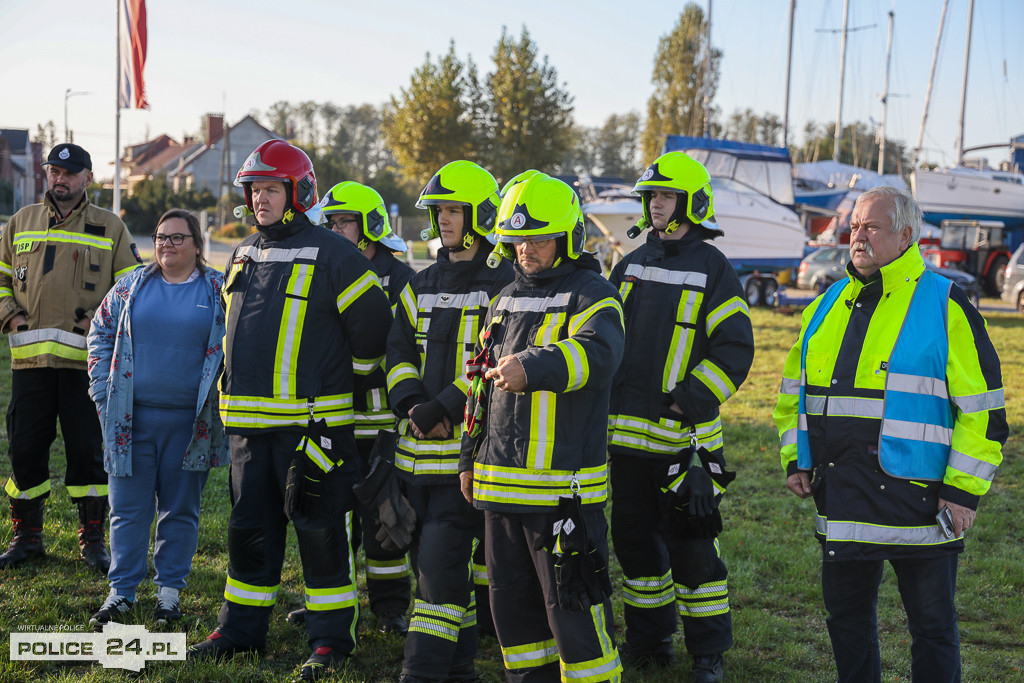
[773, 186, 1005, 682]
[187, 140, 392, 682]
[607, 151, 754, 683]
[0, 143, 142, 572]
[386, 160, 513, 682]
[460, 172, 625, 682]
[285, 181, 415, 634]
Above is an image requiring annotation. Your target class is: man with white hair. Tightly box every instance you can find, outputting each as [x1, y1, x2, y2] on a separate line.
[773, 186, 1006, 683]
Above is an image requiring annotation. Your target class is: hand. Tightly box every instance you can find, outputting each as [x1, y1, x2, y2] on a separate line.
[76, 315, 92, 331]
[939, 498, 976, 536]
[787, 472, 813, 498]
[460, 470, 474, 504]
[408, 401, 452, 439]
[485, 355, 526, 393]
[8, 314, 28, 332]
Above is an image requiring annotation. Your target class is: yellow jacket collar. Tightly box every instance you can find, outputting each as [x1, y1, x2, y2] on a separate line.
[847, 243, 925, 296]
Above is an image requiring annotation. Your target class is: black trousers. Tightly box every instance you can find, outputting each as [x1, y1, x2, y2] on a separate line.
[402, 481, 481, 681]
[486, 508, 621, 683]
[610, 453, 733, 658]
[217, 430, 359, 652]
[5, 368, 105, 501]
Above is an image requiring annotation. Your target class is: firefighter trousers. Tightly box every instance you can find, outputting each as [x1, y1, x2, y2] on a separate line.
[217, 431, 358, 652]
[402, 481, 480, 681]
[485, 509, 622, 683]
[354, 437, 412, 618]
[610, 453, 733, 658]
[4, 368, 105, 501]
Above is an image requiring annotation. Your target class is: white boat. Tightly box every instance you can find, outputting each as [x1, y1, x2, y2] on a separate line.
[911, 165, 1024, 229]
[583, 177, 806, 271]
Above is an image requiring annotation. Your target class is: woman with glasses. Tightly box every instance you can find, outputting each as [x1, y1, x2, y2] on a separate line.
[86, 208, 227, 628]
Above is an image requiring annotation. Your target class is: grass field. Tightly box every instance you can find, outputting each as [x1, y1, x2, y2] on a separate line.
[1, 305, 1022, 682]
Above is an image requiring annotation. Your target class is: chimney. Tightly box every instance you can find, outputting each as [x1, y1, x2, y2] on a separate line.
[205, 113, 224, 145]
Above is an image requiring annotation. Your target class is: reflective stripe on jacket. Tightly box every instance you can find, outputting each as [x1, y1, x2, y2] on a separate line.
[386, 245, 513, 483]
[607, 230, 753, 465]
[773, 246, 1006, 560]
[219, 216, 391, 435]
[0, 194, 142, 369]
[461, 255, 624, 513]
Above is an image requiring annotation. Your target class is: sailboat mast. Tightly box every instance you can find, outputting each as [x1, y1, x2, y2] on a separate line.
[783, 0, 796, 149]
[914, 0, 950, 167]
[833, 0, 850, 162]
[954, 0, 975, 166]
[702, 0, 712, 137]
[878, 6, 894, 174]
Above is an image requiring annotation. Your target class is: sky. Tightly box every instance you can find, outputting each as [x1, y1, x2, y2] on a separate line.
[2, 0, 1021, 181]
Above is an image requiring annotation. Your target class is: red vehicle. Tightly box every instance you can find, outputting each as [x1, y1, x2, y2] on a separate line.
[922, 220, 1011, 296]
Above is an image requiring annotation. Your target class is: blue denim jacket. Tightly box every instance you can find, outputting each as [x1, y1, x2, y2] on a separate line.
[87, 263, 228, 476]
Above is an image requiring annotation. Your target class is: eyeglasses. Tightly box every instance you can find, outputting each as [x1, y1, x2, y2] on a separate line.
[326, 216, 360, 230]
[152, 233, 192, 246]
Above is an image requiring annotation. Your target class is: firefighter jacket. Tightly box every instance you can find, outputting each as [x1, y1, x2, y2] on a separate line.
[218, 214, 391, 438]
[773, 245, 1006, 561]
[354, 247, 416, 441]
[386, 245, 513, 484]
[0, 193, 142, 370]
[607, 229, 754, 466]
[459, 253, 625, 514]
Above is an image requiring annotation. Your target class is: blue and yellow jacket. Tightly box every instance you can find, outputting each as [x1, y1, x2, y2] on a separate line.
[773, 246, 1006, 560]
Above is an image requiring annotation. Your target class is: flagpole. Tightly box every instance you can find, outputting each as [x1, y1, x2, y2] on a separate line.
[114, 0, 122, 216]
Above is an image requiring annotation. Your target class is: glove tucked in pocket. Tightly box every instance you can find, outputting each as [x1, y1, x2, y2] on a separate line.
[550, 494, 612, 612]
[660, 442, 735, 540]
[284, 418, 337, 519]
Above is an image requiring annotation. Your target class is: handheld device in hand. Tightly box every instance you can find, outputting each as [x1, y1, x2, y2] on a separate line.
[936, 506, 955, 539]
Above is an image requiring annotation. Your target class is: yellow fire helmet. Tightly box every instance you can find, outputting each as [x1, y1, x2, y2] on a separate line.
[416, 160, 500, 249]
[494, 173, 587, 263]
[630, 151, 721, 237]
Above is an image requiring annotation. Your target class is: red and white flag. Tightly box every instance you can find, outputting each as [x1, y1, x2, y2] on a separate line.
[118, 0, 148, 110]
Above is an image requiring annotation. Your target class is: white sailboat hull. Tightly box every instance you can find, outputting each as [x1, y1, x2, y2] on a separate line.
[912, 167, 1024, 228]
[584, 181, 805, 267]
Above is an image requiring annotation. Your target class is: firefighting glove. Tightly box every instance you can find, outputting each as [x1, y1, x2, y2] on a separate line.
[662, 449, 722, 539]
[284, 420, 336, 519]
[353, 432, 417, 554]
[551, 495, 612, 612]
[409, 399, 448, 436]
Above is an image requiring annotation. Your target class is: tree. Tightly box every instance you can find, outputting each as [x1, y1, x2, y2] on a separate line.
[33, 121, 58, 150]
[591, 112, 643, 179]
[120, 175, 214, 234]
[333, 104, 395, 179]
[484, 26, 575, 182]
[795, 120, 911, 175]
[640, 3, 722, 162]
[723, 108, 785, 147]
[381, 42, 485, 188]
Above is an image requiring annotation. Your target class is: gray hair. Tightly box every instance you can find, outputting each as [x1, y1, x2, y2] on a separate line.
[855, 186, 922, 243]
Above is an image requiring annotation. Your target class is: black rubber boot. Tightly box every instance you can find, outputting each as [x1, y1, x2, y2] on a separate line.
[0, 498, 46, 568]
[77, 497, 111, 574]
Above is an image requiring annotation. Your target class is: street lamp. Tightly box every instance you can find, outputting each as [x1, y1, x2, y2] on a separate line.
[64, 89, 93, 143]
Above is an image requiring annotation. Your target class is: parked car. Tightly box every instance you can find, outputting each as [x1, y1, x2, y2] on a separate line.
[1000, 243, 1024, 313]
[797, 246, 848, 289]
[796, 245, 981, 308]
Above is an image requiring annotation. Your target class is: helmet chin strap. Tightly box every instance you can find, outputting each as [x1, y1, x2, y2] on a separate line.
[448, 207, 476, 253]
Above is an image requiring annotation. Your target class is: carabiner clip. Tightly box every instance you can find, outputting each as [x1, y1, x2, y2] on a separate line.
[570, 472, 581, 494]
[307, 398, 315, 423]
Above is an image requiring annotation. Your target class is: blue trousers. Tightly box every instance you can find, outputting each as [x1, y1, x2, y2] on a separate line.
[822, 554, 961, 683]
[107, 405, 208, 598]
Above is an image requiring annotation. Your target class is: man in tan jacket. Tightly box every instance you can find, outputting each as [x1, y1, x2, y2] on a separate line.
[0, 143, 141, 570]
